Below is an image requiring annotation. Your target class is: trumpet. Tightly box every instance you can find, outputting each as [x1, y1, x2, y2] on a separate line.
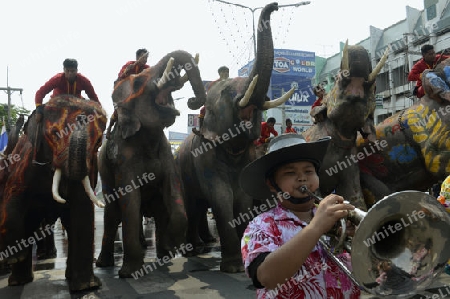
[300, 185, 366, 252]
[300, 186, 450, 297]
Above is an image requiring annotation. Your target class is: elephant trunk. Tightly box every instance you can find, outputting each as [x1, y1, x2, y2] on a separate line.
[67, 125, 88, 181]
[52, 123, 105, 208]
[247, 2, 278, 108]
[154, 50, 206, 110]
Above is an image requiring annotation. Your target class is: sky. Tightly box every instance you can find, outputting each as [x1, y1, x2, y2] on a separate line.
[0, 0, 425, 135]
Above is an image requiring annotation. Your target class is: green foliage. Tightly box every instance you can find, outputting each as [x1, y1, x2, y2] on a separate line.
[0, 104, 31, 130]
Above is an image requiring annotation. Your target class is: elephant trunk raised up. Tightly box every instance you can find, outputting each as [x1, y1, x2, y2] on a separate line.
[245, 3, 277, 109]
[152, 51, 206, 111]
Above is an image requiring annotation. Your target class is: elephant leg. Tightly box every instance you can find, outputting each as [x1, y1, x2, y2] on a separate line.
[36, 218, 57, 260]
[65, 185, 101, 292]
[96, 202, 121, 267]
[8, 247, 33, 286]
[153, 201, 171, 258]
[185, 194, 208, 256]
[118, 191, 144, 278]
[153, 171, 187, 259]
[0, 196, 28, 263]
[233, 187, 253, 242]
[207, 181, 244, 273]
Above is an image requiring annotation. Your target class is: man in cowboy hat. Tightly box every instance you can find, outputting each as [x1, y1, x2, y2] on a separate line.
[240, 134, 360, 298]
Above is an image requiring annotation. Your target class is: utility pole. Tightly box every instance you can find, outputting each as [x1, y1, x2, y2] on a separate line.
[0, 67, 23, 129]
[213, 0, 311, 59]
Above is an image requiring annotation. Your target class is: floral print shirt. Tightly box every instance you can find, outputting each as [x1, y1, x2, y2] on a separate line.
[241, 202, 361, 299]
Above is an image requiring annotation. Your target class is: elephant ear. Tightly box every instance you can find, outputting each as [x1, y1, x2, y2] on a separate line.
[117, 106, 141, 139]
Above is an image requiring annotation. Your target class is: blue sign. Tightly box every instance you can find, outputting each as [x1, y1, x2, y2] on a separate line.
[270, 74, 315, 106]
[238, 49, 316, 107]
[273, 49, 315, 76]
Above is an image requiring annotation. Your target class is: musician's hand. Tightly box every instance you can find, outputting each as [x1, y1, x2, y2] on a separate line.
[311, 194, 355, 235]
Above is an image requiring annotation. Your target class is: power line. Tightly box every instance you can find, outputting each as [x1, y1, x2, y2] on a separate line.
[0, 67, 23, 128]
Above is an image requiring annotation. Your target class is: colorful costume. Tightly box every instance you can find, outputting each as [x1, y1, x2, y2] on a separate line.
[241, 202, 360, 299]
[438, 175, 450, 213]
[437, 175, 450, 274]
[35, 73, 100, 106]
[408, 54, 450, 98]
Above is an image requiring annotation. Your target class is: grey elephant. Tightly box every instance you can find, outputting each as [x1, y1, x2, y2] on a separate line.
[176, 3, 292, 273]
[95, 50, 206, 278]
[302, 42, 388, 211]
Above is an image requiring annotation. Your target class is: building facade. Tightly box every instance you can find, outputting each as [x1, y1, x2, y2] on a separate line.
[315, 0, 450, 125]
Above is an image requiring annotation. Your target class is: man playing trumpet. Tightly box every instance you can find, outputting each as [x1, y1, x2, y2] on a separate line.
[240, 134, 360, 298]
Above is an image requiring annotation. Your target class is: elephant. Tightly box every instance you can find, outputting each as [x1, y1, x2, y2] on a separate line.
[176, 3, 293, 273]
[0, 95, 107, 292]
[358, 58, 450, 206]
[303, 42, 388, 211]
[95, 50, 206, 278]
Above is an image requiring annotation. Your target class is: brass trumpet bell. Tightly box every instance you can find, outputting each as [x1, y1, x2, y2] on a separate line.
[352, 190, 450, 296]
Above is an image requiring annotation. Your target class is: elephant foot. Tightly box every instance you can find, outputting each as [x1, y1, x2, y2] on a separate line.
[68, 275, 102, 292]
[95, 252, 115, 268]
[8, 272, 34, 286]
[201, 235, 217, 244]
[37, 247, 57, 260]
[5, 252, 28, 264]
[118, 261, 144, 278]
[220, 259, 244, 273]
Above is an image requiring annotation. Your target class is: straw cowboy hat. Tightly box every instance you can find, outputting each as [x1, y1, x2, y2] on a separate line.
[240, 134, 331, 199]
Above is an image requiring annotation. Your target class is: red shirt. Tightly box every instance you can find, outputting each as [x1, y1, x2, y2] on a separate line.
[117, 61, 150, 80]
[258, 122, 278, 144]
[311, 97, 323, 109]
[408, 54, 450, 89]
[285, 126, 296, 133]
[35, 73, 100, 106]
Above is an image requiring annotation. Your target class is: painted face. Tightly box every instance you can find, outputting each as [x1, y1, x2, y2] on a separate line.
[64, 67, 77, 82]
[268, 161, 319, 210]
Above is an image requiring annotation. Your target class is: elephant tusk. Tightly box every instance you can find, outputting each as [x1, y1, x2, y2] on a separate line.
[341, 39, 349, 71]
[180, 53, 200, 85]
[82, 176, 105, 208]
[262, 87, 295, 109]
[157, 57, 175, 89]
[368, 46, 389, 82]
[52, 168, 66, 204]
[238, 75, 259, 107]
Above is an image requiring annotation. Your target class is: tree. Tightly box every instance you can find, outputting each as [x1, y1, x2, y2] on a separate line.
[0, 104, 30, 131]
